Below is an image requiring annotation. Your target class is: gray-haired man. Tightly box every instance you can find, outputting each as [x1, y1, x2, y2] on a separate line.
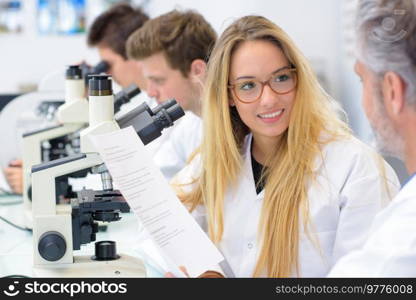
[329, 0, 416, 277]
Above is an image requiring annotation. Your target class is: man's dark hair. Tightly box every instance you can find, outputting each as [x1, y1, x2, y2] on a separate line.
[87, 2, 149, 59]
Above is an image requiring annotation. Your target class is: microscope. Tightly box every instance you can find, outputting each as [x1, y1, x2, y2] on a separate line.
[22, 65, 141, 229]
[35, 100, 65, 123]
[31, 75, 184, 277]
[80, 60, 109, 86]
[22, 65, 88, 228]
[32, 60, 110, 122]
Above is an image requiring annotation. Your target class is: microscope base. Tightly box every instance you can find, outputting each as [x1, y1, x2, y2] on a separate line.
[33, 254, 146, 277]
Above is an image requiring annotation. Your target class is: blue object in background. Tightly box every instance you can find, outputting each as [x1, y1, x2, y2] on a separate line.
[37, 0, 85, 35]
[0, 0, 22, 33]
[57, 0, 86, 35]
[37, 0, 56, 34]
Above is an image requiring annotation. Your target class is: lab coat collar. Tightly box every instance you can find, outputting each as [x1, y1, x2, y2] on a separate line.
[242, 132, 320, 200]
[243, 134, 265, 200]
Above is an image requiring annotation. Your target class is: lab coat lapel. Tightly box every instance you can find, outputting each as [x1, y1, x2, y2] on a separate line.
[221, 134, 263, 276]
[224, 134, 258, 204]
[241, 134, 264, 201]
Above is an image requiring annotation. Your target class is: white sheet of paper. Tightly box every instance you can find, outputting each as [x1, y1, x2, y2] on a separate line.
[91, 126, 224, 277]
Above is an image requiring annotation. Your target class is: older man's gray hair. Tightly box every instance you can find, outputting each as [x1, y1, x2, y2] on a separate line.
[356, 0, 416, 105]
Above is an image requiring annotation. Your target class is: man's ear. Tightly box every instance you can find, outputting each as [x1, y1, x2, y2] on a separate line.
[189, 59, 207, 82]
[382, 71, 406, 117]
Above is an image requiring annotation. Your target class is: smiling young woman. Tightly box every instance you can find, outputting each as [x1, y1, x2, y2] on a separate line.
[172, 15, 400, 278]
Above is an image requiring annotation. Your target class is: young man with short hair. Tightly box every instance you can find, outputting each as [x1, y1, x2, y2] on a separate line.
[127, 9, 216, 116]
[87, 3, 149, 89]
[126, 10, 217, 179]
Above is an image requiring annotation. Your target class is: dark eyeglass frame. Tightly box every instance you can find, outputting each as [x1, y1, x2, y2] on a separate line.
[228, 67, 297, 104]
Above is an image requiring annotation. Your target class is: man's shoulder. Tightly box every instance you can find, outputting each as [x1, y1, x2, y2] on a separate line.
[171, 111, 202, 138]
[175, 111, 202, 127]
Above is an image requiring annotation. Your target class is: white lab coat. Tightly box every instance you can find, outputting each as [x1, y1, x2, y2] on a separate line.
[328, 175, 416, 277]
[152, 111, 202, 180]
[172, 133, 400, 277]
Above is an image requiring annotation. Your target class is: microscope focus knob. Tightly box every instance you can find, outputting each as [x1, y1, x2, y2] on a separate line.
[92, 241, 120, 261]
[38, 232, 67, 261]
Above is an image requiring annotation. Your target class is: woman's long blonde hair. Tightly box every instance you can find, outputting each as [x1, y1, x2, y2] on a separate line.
[177, 16, 352, 277]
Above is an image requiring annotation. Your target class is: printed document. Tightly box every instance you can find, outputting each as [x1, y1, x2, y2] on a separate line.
[91, 127, 223, 277]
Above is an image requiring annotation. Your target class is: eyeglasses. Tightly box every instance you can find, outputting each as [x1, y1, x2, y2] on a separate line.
[228, 67, 297, 103]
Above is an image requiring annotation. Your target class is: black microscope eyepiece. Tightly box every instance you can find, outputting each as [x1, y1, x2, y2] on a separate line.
[151, 100, 185, 135]
[66, 65, 83, 80]
[151, 99, 177, 115]
[92, 61, 110, 74]
[88, 75, 113, 96]
[81, 61, 110, 86]
[114, 84, 141, 113]
[165, 103, 185, 123]
[116, 99, 185, 145]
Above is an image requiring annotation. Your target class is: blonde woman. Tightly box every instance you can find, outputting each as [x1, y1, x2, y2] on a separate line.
[172, 16, 400, 277]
